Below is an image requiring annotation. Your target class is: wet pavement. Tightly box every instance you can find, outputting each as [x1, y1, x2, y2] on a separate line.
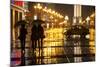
[11, 28, 95, 66]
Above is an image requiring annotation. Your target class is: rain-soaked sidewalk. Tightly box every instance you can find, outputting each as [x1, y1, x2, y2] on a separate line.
[11, 28, 95, 66]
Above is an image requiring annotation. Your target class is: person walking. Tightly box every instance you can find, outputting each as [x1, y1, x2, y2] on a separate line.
[38, 24, 45, 64]
[31, 19, 45, 64]
[18, 24, 27, 65]
[31, 23, 40, 64]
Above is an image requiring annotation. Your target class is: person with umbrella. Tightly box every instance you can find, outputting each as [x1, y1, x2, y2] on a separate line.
[15, 20, 28, 65]
[31, 19, 45, 64]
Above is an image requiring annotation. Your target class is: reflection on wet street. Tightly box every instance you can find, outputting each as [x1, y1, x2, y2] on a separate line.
[41, 28, 67, 64]
[11, 27, 95, 65]
[31, 28, 68, 64]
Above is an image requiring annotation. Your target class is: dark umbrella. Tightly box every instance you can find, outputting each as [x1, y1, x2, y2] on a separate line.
[14, 20, 28, 28]
[65, 25, 89, 35]
[32, 19, 45, 25]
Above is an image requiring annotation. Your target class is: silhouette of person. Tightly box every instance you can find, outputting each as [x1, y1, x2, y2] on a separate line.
[18, 24, 27, 65]
[31, 23, 40, 64]
[38, 24, 45, 48]
[38, 24, 45, 64]
[31, 22, 45, 64]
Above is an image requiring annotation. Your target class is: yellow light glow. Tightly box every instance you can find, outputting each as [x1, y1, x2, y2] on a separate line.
[47, 23, 49, 29]
[59, 22, 63, 25]
[52, 11, 55, 14]
[55, 12, 57, 15]
[43, 8, 47, 12]
[34, 15, 37, 20]
[37, 3, 41, 7]
[38, 6, 42, 9]
[34, 6, 36, 9]
[90, 13, 95, 18]
[65, 16, 69, 20]
[86, 16, 90, 21]
[50, 16, 53, 19]
[44, 7, 47, 9]
[48, 9, 52, 13]
[89, 41, 95, 54]
[55, 19, 57, 22]
[79, 18, 82, 23]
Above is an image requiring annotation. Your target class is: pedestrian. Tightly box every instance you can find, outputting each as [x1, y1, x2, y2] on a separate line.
[38, 24, 45, 64]
[18, 24, 27, 65]
[31, 19, 45, 64]
[31, 23, 40, 64]
[38, 24, 45, 49]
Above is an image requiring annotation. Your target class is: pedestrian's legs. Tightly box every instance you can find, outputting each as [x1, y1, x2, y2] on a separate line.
[31, 40, 37, 65]
[40, 38, 43, 64]
[37, 39, 41, 64]
[21, 40, 25, 65]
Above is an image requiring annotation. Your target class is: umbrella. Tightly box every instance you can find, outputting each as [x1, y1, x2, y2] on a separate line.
[32, 19, 45, 25]
[14, 20, 28, 28]
[65, 25, 89, 35]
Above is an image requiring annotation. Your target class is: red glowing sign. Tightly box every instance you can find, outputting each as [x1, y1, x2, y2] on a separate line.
[11, 0, 24, 7]
[14, 1, 24, 7]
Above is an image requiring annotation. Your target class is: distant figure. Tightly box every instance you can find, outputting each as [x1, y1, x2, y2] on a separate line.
[18, 24, 27, 65]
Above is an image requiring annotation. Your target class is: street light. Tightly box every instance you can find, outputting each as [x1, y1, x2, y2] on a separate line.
[37, 3, 41, 7]
[48, 9, 52, 13]
[86, 16, 90, 23]
[64, 16, 69, 27]
[65, 16, 69, 20]
[52, 11, 55, 14]
[86, 16, 90, 26]
[34, 6, 37, 9]
[86, 16, 90, 21]
[34, 15, 37, 20]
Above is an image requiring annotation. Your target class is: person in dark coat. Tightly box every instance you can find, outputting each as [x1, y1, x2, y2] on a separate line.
[31, 23, 45, 64]
[31, 23, 40, 64]
[18, 24, 27, 65]
[31, 23, 40, 49]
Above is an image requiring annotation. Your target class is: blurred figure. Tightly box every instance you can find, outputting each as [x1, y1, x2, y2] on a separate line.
[18, 24, 27, 65]
[31, 23, 40, 64]
[38, 24, 45, 64]
[38, 24, 45, 48]
[31, 22, 45, 64]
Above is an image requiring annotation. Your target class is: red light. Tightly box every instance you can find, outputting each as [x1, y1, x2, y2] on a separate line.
[14, 1, 24, 7]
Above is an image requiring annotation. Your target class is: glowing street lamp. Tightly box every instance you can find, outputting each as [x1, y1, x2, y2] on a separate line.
[34, 15, 37, 20]
[86, 16, 90, 21]
[86, 16, 90, 26]
[34, 6, 37, 9]
[43, 7, 47, 12]
[65, 16, 69, 20]
[48, 9, 52, 13]
[64, 16, 69, 27]
[37, 3, 41, 7]
[38, 6, 42, 9]
[52, 11, 55, 14]
[86, 16, 90, 22]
